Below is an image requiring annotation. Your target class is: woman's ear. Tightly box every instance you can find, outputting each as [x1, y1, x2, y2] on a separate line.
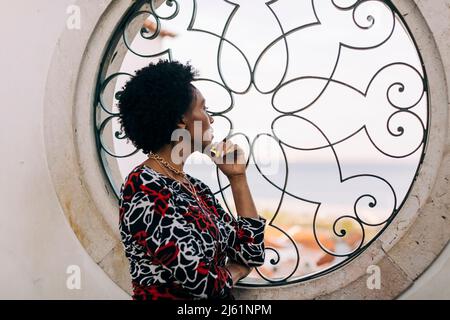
[177, 115, 187, 129]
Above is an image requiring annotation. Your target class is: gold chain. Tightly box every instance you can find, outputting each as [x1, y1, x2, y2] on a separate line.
[148, 151, 187, 177]
[148, 151, 211, 215]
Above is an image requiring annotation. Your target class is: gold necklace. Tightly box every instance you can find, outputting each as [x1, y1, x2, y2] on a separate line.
[148, 151, 185, 176]
[148, 152, 211, 215]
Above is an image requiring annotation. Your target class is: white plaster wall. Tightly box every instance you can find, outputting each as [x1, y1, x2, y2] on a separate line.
[0, 0, 129, 299]
[398, 0, 450, 300]
[0, 0, 447, 299]
[400, 241, 450, 299]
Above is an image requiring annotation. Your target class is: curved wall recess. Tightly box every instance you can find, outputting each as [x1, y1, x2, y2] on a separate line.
[44, 0, 450, 298]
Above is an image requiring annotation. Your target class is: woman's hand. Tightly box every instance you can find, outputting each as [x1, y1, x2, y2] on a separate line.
[225, 260, 253, 285]
[207, 139, 247, 179]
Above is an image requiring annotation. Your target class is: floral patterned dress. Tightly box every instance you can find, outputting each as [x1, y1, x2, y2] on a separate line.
[118, 164, 267, 300]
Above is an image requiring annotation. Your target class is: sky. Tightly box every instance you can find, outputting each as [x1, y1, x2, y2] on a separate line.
[107, 0, 427, 176]
[101, 0, 428, 224]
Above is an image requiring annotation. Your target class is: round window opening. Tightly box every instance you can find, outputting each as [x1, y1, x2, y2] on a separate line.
[94, 0, 429, 287]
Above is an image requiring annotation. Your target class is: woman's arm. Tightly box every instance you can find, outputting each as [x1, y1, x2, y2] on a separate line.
[209, 139, 259, 219]
[206, 140, 267, 268]
[228, 174, 258, 219]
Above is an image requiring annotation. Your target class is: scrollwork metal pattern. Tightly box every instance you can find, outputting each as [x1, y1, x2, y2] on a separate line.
[94, 0, 429, 287]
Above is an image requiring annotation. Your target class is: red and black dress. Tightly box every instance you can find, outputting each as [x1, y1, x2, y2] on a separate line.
[118, 164, 267, 300]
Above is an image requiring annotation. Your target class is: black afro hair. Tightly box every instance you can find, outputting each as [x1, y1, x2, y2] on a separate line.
[117, 59, 199, 154]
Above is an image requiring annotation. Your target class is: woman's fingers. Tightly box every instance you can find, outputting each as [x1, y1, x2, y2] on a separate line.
[209, 140, 245, 164]
[211, 140, 230, 158]
[224, 140, 234, 154]
[221, 141, 238, 160]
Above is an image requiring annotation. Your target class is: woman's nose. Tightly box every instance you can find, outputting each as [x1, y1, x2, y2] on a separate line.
[209, 114, 214, 124]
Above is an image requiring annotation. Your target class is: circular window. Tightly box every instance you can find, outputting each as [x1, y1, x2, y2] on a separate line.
[94, 0, 429, 287]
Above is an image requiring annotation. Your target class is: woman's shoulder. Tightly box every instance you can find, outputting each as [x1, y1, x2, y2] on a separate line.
[185, 173, 213, 194]
[120, 164, 216, 201]
[120, 164, 179, 201]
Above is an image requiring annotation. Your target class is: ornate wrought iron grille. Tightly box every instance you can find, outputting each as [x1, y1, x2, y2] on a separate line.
[94, 0, 429, 286]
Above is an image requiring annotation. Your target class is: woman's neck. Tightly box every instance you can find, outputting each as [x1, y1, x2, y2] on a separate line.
[154, 144, 189, 172]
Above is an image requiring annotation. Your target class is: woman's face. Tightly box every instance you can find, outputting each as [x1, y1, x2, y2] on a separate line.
[181, 86, 215, 151]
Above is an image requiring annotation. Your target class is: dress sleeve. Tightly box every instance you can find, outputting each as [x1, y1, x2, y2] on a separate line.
[206, 189, 267, 268]
[122, 178, 233, 299]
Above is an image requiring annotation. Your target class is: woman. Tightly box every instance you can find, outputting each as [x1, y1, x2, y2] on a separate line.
[117, 60, 266, 300]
